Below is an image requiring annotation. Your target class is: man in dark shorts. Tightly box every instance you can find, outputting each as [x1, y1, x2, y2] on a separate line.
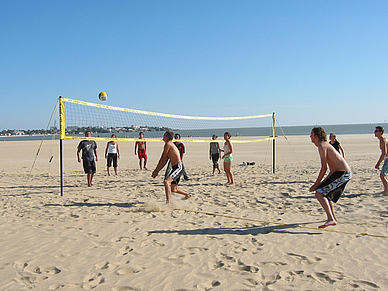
[77, 131, 98, 187]
[309, 127, 352, 229]
[164, 133, 189, 180]
[152, 131, 192, 205]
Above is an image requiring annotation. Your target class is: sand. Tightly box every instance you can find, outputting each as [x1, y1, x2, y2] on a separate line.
[0, 134, 387, 290]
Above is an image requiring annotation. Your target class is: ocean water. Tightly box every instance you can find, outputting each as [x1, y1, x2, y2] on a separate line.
[1, 123, 387, 141]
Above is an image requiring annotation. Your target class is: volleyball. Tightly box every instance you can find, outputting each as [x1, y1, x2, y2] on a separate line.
[99, 92, 108, 101]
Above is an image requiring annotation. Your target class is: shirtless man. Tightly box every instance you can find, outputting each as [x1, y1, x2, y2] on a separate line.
[152, 131, 192, 205]
[135, 132, 147, 170]
[374, 126, 388, 195]
[309, 127, 352, 229]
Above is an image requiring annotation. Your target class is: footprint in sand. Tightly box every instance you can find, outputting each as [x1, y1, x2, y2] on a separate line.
[314, 271, 345, 284]
[262, 273, 282, 285]
[287, 252, 322, 265]
[13, 261, 61, 286]
[95, 261, 110, 270]
[82, 271, 105, 290]
[116, 245, 133, 256]
[257, 261, 287, 266]
[197, 280, 221, 290]
[140, 239, 165, 247]
[232, 263, 260, 273]
[48, 284, 65, 289]
[116, 266, 142, 275]
[242, 278, 260, 287]
[112, 236, 134, 243]
[350, 280, 380, 289]
[112, 286, 141, 291]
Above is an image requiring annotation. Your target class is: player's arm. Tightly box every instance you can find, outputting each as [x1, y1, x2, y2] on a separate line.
[94, 148, 98, 162]
[134, 141, 138, 154]
[77, 148, 81, 163]
[105, 142, 109, 159]
[338, 144, 345, 158]
[376, 139, 386, 168]
[310, 147, 327, 192]
[152, 145, 169, 177]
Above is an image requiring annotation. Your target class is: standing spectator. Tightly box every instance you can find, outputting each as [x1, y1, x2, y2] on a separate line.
[135, 132, 148, 170]
[105, 134, 120, 176]
[222, 132, 234, 185]
[329, 133, 345, 158]
[209, 134, 222, 174]
[77, 131, 98, 187]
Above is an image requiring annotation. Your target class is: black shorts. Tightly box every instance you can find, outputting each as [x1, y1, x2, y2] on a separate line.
[168, 164, 184, 185]
[317, 171, 352, 203]
[107, 153, 118, 167]
[83, 159, 96, 174]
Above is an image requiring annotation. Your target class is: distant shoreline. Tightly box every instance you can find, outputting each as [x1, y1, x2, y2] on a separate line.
[1, 122, 386, 142]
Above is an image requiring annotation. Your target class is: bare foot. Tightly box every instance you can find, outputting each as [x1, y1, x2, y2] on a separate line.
[184, 194, 192, 199]
[318, 220, 337, 229]
[382, 192, 388, 196]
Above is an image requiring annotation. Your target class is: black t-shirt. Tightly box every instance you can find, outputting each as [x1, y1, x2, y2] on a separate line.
[330, 140, 340, 152]
[78, 140, 97, 161]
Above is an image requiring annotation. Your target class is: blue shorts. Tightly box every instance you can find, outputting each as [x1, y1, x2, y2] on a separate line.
[316, 171, 352, 203]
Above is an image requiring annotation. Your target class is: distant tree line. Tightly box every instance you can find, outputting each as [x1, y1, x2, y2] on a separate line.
[1, 126, 174, 136]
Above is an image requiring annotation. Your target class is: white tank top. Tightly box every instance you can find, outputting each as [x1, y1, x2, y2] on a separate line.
[108, 143, 117, 154]
[223, 144, 230, 155]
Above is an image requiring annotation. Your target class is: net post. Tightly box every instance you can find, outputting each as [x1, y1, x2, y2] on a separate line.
[272, 112, 275, 174]
[59, 96, 64, 196]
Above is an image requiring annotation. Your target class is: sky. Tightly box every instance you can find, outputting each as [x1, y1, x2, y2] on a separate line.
[1, 0, 387, 130]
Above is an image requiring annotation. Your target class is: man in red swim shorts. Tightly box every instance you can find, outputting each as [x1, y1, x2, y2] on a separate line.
[135, 132, 148, 170]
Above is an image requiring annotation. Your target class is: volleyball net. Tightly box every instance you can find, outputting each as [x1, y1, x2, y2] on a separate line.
[59, 97, 275, 143]
[58, 97, 276, 195]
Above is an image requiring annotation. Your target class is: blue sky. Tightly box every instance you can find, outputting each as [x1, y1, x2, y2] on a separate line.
[1, 0, 387, 130]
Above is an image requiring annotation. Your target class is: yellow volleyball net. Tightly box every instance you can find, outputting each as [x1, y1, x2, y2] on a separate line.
[58, 97, 276, 195]
[59, 97, 275, 143]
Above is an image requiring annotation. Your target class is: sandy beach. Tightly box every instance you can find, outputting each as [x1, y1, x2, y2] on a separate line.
[1, 133, 387, 290]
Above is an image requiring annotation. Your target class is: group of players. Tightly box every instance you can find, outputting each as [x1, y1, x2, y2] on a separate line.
[77, 131, 149, 186]
[77, 126, 388, 229]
